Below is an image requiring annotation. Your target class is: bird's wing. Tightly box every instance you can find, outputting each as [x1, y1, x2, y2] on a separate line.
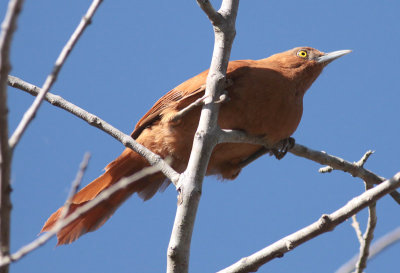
[131, 60, 252, 139]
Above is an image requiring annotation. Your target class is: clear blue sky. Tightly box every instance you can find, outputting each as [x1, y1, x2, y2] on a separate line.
[2, 0, 400, 272]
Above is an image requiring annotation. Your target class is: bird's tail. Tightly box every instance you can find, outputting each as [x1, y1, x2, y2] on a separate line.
[41, 149, 168, 245]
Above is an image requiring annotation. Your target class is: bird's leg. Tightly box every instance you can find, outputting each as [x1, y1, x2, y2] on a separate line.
[236, 137, 295, 170]
[271, 137, 295, 160]
[237, 146, 271, 169]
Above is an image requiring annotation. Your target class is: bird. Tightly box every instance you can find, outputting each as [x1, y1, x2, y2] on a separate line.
[41, 47, 351, 245]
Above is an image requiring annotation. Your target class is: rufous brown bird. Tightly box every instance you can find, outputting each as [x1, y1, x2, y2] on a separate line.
[41, 47, 350, 245]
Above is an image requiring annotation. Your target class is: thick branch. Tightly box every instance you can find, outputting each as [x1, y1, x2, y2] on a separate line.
[0, 0, 24, 272]
[166, 1, 239, 273]
[218, 172, 400, 273]
[8, 0, 103, 150]
[7, 75, 180, 184]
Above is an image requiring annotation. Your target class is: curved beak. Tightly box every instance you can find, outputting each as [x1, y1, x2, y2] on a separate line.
[317, 49, 352, 64]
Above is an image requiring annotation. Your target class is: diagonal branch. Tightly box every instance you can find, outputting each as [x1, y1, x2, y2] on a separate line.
[7, 75, 180, 184]
[290, 144, 400, 204]
[218, 172, 400, 273]
[0, 162, 161, 268]
[8, 0, 103, 150]
[335, 226, 400, 273]
[0, 1, 25, 272]
[58, 153, 91, 222]
[218, 130, 400, 204]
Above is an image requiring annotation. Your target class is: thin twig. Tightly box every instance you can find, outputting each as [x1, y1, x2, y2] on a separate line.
[335, 226, 400, 273]
[355, 150, 374, 168]
[0, 163, 161, 267]
[351, 215, 363, 244]
[290, 144, 400, 205]
[7, 75, 180, 185]
[218, 172, 400, 273]
[320, 151, 374, 174]
[0, 153, 89, 267]
[0, 0, 25, 272]
[8, 0, 103, 150]
[171, 92, 206, 122]
[171, 81, 231, 123]
[58, 153, 91, 222]
[354, 183, 377, 273]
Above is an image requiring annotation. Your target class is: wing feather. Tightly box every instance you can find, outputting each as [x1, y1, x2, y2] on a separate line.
[131, 60, 252, 139]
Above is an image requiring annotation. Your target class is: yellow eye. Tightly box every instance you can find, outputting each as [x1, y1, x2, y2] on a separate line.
[297, 50, 308, 58]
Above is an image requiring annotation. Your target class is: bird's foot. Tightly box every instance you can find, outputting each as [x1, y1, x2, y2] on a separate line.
[271, 137, 295, 160]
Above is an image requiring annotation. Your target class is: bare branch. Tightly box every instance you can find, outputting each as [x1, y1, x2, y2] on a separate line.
[167, 1, 239, 272]
[171, 92, 206, 122]
[354, 183, 377, 273]
[7, 75, 180, 185]
[196, 0, 222, 25]
[355, 150, 374, 168]
[335, 226, 400, 273]
[290, 144, 400, 205]
[8, 0, 103, 149]
[171, 81, 232, 123]
[320, 151, 374, 173]
[58, 153, 91, 222]
[0, 163, 160, 268]
[0, 0, 24, 272]
[218, 172, 400, 273]
[351, 215, 363, 244]
[0, 152, 89, 267]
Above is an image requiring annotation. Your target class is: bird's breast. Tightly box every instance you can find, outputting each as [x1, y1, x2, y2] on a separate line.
[218, 70, 304, 145]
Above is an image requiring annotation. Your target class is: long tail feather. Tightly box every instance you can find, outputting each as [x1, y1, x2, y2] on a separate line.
[41, 149, 167, 245]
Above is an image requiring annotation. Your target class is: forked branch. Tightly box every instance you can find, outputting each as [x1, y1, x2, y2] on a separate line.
[166, 1, 239, 273]
[218, 172, 400, 273]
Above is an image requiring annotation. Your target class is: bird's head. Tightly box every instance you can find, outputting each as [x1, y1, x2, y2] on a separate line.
[268, 47, 351, 95]
[270, 47, 351, 70]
